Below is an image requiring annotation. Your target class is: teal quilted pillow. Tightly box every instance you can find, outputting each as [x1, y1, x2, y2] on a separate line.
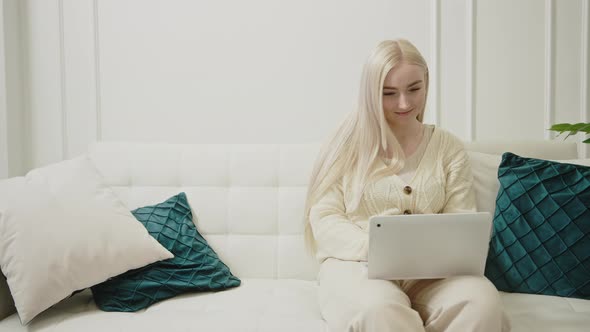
[91, 193, 240, 311]
[484, 153, 590, 299]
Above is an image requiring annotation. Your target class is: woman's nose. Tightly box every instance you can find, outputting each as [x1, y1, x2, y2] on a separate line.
[398, 94, 410, 110]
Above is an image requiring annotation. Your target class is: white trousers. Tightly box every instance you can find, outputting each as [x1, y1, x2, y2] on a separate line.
[318, 259, 511, 332]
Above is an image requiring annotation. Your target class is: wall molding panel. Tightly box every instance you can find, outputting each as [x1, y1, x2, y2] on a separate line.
[93, 0, 101, 141]
[582, 0, 590, 158]
[0, 0, 9, 178]
[58, 0, 68, 159]
[544, 0, 555, 140]
[61, 0, 99, 159]
[24, 0, 63, 168]
[466, 0, 476, 141]
[1, 0, 26, 176]
[10, 0, 590, 171]
[430, 0, 440, 127]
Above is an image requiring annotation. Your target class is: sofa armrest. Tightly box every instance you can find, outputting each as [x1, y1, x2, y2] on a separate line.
[0, 271, 15, 321]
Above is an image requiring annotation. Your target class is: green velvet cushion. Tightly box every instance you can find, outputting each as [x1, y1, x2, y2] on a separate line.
[91, 193, 240, 311]
[484, 153, 590, 299]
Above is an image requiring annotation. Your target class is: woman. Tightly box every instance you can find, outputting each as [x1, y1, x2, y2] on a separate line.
[304, 39, 509, 332]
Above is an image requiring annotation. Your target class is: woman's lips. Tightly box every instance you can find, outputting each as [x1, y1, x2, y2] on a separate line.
[394, 109, 413, 116]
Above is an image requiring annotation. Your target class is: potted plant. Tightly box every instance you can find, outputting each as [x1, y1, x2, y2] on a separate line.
[549, 123, 590, 143]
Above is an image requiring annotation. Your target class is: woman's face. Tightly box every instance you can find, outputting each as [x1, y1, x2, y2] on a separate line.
[382, 62, 426, 127]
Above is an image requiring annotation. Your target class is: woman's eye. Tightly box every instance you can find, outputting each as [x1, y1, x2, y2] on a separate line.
[409, 88, 421, 92]
[383, 92, 396, 96]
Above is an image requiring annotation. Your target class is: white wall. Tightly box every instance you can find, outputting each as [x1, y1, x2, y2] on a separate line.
[2, 0, 590, 173]
[0, 0, 25, 178]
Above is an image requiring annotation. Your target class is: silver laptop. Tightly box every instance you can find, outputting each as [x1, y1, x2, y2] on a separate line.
[367, 212, 493, 280]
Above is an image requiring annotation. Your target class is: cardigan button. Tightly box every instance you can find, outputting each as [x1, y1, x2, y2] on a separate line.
[403, 209, 412, 215]
[403, 186, 412, 195]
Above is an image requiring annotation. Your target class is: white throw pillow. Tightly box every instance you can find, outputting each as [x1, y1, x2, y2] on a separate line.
[467, 151, 590, 215]
[0, 156, 173, 324]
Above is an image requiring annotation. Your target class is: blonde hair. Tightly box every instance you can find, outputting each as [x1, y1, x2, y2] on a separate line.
[303, 39, 430, 253]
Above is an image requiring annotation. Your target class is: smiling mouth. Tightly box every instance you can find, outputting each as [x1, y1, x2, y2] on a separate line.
[394, 109, 413, 115]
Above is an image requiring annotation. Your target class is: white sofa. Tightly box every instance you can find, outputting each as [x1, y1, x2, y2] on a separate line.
[0, 140, 589, 331]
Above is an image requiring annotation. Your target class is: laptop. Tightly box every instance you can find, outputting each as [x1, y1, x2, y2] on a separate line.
[367, 212, 493, 280]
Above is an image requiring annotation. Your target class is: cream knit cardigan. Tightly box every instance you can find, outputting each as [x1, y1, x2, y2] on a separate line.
[309, 127, 476, 263]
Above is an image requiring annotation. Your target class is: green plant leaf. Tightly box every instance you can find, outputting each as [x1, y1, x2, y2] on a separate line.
[549, 123, 590, 140]
[572, 123, 589, 129]
[584, 137, 590, 144]
[549, 123, 573, 132]
[565, 123, 590, 138]
[549, 123, 571, 137]
[570, 123, 588, 132]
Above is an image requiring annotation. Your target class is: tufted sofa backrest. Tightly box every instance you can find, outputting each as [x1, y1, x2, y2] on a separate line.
[90, 143, 322, 280]
[89, 140, 580, 281]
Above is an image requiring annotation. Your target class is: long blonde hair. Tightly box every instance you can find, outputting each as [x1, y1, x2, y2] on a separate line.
[303, 39, 430, 253]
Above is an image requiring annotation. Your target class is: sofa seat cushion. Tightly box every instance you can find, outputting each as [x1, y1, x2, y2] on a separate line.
[1, 280, 590, 331]
[501, 291, 590, 331]
[0, 279, 326, 332]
